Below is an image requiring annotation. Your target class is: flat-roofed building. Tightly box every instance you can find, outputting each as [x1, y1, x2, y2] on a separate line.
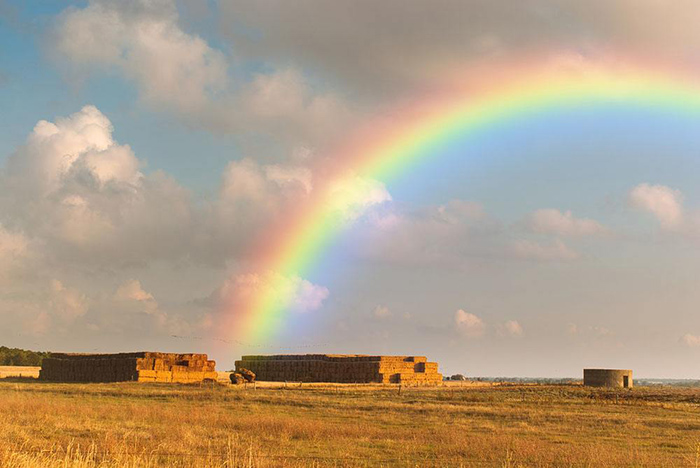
[583, 368, 633, 388]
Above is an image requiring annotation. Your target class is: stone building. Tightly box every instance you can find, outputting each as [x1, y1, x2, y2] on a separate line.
[583, 368, 633, 388]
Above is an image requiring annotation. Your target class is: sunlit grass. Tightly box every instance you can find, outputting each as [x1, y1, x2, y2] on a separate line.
[1, 381, 699, 466]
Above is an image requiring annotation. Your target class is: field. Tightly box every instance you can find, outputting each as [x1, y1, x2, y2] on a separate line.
[2, 380, 700, 467]
[0, 366, 40, 379]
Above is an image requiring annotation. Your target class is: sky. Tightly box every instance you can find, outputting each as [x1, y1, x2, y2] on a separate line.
[2, 0, 700, 378]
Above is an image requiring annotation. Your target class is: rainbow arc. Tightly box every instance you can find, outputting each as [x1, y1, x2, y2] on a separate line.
[224, 63, 700, 342]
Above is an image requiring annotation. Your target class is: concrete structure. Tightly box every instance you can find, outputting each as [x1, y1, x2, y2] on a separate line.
[40, 352, 217, 383]
[583, 369, 633, 388]
[236, 354, 443, 384]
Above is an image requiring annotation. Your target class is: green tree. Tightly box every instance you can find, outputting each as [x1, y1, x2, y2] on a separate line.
[0, 346, 50, 366]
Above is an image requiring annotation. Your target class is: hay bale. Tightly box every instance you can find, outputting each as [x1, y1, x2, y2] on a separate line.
[39, 351, 217, 384]
[229, 372, 245, 385]
[234, 354, 441, 384]
[238, 368, 256, 382]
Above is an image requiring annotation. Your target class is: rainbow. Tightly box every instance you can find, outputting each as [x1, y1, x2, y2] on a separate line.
[224, 62, 700, 343]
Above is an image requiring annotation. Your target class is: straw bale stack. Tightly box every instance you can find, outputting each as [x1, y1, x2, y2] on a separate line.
[235, 354, 442, 385]
[39, 352, 217, 383]
[230, 372, 245, 384]
[238, 368, 256, 382]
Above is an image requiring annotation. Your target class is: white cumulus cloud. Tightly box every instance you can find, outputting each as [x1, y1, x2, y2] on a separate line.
[629, 183, 684, 229]
[454, 309, 485, 338]
[1, 105, 193, 266]
[373, 305, 391, 318]
[115, 279, 155, 302]
[217, 271, 329, 315]
[499, 320, 524, 337]
[206, 157, 317, 262]
[681, 334, 700, 348]
[51, 0, 227, 112]
[114, 279, 159, 315]
[327, 175, 391, 221]
[5, 105, 140, 196]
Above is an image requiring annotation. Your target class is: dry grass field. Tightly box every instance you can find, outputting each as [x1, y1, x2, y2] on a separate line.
[1, 380, 700, 467]
[0, 366, 40, 379]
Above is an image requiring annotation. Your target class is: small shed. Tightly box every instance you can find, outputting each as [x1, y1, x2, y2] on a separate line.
[583, 369, 633, 388]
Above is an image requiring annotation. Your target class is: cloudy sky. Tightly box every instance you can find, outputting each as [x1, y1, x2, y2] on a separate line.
[2, 0, 700, 377]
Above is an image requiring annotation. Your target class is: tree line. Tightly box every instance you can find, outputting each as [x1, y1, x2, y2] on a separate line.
[0, 346, 50, 366]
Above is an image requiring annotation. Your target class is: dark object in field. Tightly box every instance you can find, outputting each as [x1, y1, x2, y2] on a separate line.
[450, 374, 466, 381]
[230, 372, 245, 384]
[238, 368, 256, 382]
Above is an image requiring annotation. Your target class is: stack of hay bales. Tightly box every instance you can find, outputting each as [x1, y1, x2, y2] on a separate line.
[39, 352, 217, 383]
[235, 354, 442, 384]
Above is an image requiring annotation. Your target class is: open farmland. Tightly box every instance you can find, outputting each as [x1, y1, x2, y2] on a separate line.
[0, 367, 40, 379]
[2, 381, 700, 467]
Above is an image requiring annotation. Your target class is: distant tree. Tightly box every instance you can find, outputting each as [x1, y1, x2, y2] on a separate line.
[450, 374, 466, 381]
[0, 346, 50, 366]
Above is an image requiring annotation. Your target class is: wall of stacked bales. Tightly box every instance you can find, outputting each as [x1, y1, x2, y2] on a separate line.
[235, 354, 442, 384]
[39, 352, 217, 383]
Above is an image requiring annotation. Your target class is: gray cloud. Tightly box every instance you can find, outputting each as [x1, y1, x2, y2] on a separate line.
[509, 238, 579, 262]
[51, 0, 700, 167]
[346, 199, 586, 265]
[218, 0, 700, 98]
[523, 209, 608, 237]
[48, 0, 355, 148]
[348, 200, 500, 266]
[47, 0, 700, 157]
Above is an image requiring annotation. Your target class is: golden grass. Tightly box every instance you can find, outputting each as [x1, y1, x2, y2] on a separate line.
[1, 381, 700, 467]
[0, 366, 40, 379]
